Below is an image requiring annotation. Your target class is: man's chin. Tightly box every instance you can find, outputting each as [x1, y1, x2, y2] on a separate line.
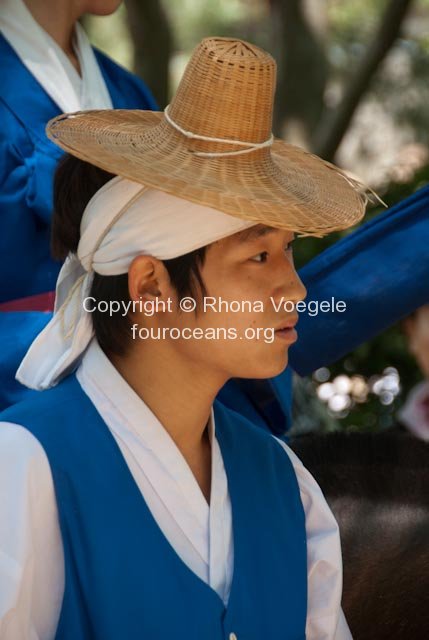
[237, 355, 289, 381]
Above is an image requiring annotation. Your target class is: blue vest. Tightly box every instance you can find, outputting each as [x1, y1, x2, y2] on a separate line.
[0, 375, 307, 639]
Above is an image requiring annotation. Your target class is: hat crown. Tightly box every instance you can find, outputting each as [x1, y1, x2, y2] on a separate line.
[168, 37, 276, 147]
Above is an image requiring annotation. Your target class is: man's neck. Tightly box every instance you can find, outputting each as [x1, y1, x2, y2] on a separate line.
[110, 344, 227, 457]
[23, 0, 81, 69]
[110, 343, 225, 505]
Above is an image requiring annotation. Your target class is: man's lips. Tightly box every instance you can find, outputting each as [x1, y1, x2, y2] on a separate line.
[273, 316, 299, 343]
[274, 316, 299, 331]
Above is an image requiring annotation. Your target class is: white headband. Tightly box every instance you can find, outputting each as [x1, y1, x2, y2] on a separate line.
[16, 176, 256, 390]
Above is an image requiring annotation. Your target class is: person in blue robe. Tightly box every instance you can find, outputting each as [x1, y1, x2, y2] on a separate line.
[0, 2, 157, 408]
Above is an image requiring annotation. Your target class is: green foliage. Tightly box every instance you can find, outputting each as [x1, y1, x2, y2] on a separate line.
[329, 0, 388, 40]
[165, 0, 271, 52]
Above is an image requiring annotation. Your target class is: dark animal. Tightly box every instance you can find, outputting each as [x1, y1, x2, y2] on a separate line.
[290, 429, 429, 640]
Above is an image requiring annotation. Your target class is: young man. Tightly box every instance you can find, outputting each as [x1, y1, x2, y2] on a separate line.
[0, 38, 366, 638]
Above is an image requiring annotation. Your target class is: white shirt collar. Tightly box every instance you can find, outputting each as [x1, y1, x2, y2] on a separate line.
[75, 338, 218, 528]
[75, 338, 229, 587]
[77, 338, 216, 449]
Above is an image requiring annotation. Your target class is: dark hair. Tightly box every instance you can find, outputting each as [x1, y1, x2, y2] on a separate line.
[51, 154, 207, 357]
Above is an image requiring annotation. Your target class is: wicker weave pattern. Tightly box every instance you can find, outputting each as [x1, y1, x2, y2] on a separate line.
[46, 37, 372, 237]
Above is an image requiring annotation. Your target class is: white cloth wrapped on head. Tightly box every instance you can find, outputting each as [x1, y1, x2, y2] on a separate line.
[16, 176, 256, 390]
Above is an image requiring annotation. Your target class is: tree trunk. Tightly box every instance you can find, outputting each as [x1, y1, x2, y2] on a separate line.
[314, 0, 415, 161]
[124, 0, 173, 108]
[270, 0, 329, 147]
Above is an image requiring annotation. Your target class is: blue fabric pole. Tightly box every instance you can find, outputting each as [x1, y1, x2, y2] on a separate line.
[289, 184, 429, 376]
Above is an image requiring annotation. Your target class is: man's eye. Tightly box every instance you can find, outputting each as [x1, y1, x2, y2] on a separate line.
[250, 251, 269, 263]
[250, 240, 293, 263]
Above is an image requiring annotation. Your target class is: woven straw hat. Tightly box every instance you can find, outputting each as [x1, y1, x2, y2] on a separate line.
[46, 37, 372, 237]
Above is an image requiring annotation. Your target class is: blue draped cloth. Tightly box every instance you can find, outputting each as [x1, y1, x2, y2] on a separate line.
[289, 185, 429, 375]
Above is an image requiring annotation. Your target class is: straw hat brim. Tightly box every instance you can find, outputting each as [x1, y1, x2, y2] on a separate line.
[47, 109, 370, 237]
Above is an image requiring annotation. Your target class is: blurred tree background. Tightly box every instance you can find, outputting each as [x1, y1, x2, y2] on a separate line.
[84, 0, 429, 433]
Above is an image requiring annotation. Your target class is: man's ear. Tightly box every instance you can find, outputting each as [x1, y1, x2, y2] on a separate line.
[128, 255, 169, 303]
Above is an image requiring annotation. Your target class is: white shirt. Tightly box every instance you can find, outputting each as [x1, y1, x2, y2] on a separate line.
[0, 340, 352, 639]
[0, 0, 113, 113]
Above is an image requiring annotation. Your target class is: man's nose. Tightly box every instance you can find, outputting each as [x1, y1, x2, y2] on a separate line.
[275, 261, 307, 304]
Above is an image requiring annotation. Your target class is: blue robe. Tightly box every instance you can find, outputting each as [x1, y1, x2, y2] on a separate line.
[0, 373, 307, 639]
[0, 33, 157, 301]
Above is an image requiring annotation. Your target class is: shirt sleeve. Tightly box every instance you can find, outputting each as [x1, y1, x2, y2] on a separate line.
[0, 107, 60, 302]
[274, 437, 353, 640]
[0, 422, 64, 640]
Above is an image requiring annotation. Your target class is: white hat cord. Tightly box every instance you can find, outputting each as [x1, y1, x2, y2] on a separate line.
[163, 105, 274, 157]
[16, 176, 256, 390]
